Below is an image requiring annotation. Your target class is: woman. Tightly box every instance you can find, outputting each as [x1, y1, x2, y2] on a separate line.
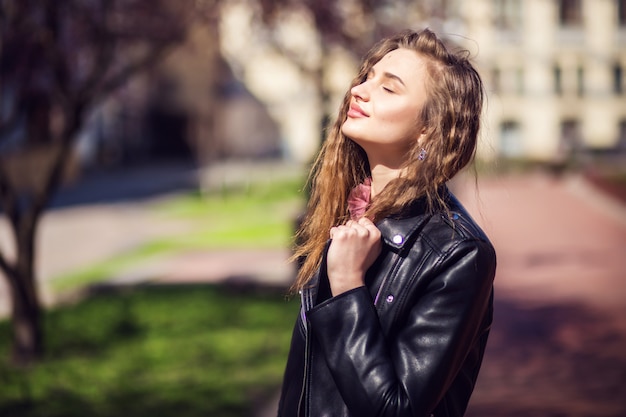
[278, 28, 496, 417]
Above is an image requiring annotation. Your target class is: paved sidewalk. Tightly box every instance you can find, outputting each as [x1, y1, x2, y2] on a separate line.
[103, 248, 295, 288]
[451, 172, 626, 416]
[451, 172, 626, 312]
[0, 199, 194, 317]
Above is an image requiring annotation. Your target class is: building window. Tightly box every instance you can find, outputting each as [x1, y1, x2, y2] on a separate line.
[559, 119, 583, 156]
[492, 67, 524, 95]
[618, 120, 626, 150]
[559, 0, 582, 27]
[614, 64, 623, 94]
[493, 0, 522, 30]
[516, 68, 524, 95]
[554, 66, 563, 95]
[492, 67, 501, 93]
[577, 66, 584, 97]
[500, 121, 523, 157]
[618, 0, 626, 26]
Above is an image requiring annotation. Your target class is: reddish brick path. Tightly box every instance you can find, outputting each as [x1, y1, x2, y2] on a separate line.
[451, 173, 626, 417]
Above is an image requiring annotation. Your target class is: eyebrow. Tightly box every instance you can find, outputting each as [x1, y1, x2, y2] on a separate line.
[383, 72, 406, 87]
[368, 68, 406, 87]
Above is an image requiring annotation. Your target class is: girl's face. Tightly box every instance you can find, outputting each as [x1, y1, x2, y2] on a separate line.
[341, 48, 429, 166]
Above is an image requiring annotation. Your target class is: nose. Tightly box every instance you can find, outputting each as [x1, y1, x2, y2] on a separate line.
[351, 80, 369, 101]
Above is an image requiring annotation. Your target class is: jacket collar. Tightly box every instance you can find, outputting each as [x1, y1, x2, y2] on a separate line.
[376, 209, 432, 252]
[375, 185, 459, 251]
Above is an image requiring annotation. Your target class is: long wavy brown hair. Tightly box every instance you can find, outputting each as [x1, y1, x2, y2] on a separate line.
[292, 28, 484, 291]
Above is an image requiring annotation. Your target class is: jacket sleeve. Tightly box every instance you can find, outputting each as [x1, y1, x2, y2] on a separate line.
[306, 238, 496, 417]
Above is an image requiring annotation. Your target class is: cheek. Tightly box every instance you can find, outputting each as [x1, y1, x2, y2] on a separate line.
[379, 104, 421, 133]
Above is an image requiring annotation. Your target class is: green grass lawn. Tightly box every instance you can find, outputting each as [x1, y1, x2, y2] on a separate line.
[0, 285, 299, 417]
[153, 179, 305, 249]
[52, 177, 306, 292]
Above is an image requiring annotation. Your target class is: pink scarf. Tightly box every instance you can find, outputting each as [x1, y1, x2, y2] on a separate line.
[347, 178, 372, 220]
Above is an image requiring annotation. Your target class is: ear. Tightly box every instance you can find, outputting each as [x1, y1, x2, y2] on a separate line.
[417, 132, 427, 147]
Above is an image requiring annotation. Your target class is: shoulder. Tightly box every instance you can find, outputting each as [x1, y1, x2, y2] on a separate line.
[377, 190, 494, 258]
[422, 193, 493, 255]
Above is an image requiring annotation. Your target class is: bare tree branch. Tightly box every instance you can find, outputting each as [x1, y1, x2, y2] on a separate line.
[97, 47, 170, 100]
[0, 249, 16, 284]
[30, 128, 77, 221]
[0, 166, 20, 226]
[0, 102, 23, 143]
[75, 4, 117, 101]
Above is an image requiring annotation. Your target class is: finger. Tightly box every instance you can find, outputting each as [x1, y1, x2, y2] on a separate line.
[358, 217, 381, 238]
[357, 217, 374, 227]
[330, 225, 352, 239]
[342, 220, 368, 236]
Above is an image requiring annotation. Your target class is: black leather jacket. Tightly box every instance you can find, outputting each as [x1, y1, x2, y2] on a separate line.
[277, 191, 496, 417]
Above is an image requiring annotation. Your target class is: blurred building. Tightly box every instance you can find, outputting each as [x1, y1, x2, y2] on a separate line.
[461, 0, 626, 163]
[76, 22, 284, 170]
[63, 0, 626, 169]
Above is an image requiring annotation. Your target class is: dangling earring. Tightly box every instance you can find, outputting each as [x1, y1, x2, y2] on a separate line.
[418, 148, 427, 161]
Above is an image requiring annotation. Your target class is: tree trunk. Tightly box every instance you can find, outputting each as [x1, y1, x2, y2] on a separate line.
[4, 215, 44, 366]
[8, 271, 43, 366]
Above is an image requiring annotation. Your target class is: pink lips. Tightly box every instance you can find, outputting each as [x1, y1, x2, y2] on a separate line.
[347, 102, 369, 118]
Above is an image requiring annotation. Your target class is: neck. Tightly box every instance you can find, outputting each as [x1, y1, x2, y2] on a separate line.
[359, 142, 408, 198]
[369, 163, 404, 198]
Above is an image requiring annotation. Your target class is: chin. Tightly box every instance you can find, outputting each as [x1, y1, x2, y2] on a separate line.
[342, 131, 362, 145]
[340, 121, 350, 136]
[341, 124, 362, 142]
[345, 135, 370, 153]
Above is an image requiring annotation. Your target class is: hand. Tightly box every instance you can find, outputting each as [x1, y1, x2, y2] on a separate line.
[327, 217, 382, 296]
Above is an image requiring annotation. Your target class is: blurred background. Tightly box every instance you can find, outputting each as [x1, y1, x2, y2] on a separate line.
[0, 0, 625, 416]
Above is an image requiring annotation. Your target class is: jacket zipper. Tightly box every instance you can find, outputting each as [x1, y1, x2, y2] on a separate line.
[297, 289, 312, 417]
[374, 215, 432, 306]
[373, 253, 402, 306]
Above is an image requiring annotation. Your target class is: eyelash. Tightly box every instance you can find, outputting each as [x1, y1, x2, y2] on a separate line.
[362, 75, 395, 93]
